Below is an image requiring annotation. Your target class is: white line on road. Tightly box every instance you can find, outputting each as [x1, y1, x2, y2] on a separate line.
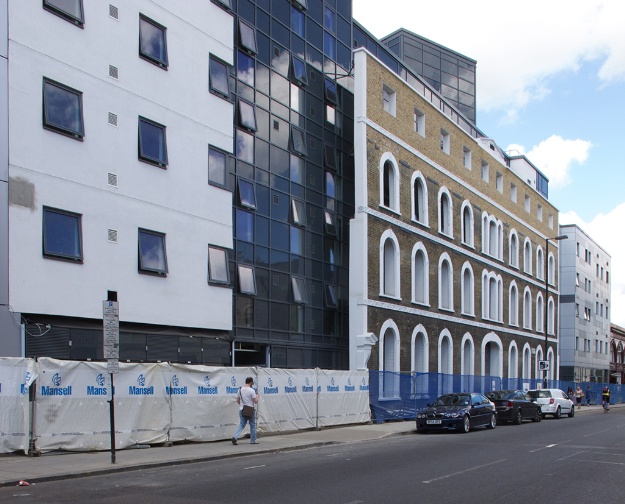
[557, 451, 585, 461]
[422, 459, 507, 484]
[244, 465, 266, 470]
[530, 441, 570, 453]
[326, 453, 344, 457]
[584, 428, 615, 437]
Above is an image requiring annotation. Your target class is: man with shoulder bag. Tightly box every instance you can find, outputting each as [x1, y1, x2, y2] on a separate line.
[232, 376, 260, 445]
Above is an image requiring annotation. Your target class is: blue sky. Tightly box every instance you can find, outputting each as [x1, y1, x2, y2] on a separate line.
[353, 0, 625, 325]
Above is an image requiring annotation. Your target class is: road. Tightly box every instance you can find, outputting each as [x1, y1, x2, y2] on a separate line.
[2, 409, 624, 504]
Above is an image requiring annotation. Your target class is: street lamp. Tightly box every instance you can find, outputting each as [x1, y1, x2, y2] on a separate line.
[543, 234, 568, 388]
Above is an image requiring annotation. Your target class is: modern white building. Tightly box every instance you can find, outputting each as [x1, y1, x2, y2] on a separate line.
[1, 1, 234, 362]
[558, 224, 611, 382]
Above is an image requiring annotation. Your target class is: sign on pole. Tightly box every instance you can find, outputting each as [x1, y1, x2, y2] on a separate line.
[538, 360, 550, 371]
[102, 301, 119, 367]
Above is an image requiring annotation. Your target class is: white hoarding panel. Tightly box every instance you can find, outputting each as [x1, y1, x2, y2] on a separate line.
[0, 357, 37, 453]
[317, 370, 370, 427]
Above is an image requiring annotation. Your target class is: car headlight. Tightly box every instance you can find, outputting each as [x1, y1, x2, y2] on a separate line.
[417, 414, 425, 419]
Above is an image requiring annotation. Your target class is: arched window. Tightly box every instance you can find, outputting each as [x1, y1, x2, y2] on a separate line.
[546, 348, 555, 380]
[509, 230, 519, 267]
[482, 333, 503, 378]
[438, 330, 453, 375]
[534, 346, 543, 379]
[411, 325, 429, 373]
[438, 253, 453, 311]
[523, 238, 532, 275]
[547, 296, 555, 335]
[379, 153, 399, 212]
[411, 242, 429, 305]
[548, 253, 555, 285]
[481, 212, 503, 260]
[411, 172, 428, 226]
[508, 342, 519, 380]
[461, 201, 473, 246]
[379, 320, 400, 398]
[523, 288, 532, 329]
[536, 246, 544, 280]
[509, 282, 519, 326]
[461, 262, 474, 315]
[536, 293, 544, 332]
[438, 188, 453, 237]
[380, 230, 400, 298]
[481, 270, 503, 322]
[461, 333, 475, 391]
[522, 344, 531, 379]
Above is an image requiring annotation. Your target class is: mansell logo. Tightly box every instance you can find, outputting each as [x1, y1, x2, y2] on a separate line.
[284, 376, 297, 393]
[264, 377, 278, 395]
[198, 376, 218, 395]
[129, 374, 154, 395]
[41, 372, 72, 396]
[166, 375, 188, 395]
[344, 377, 355, 392]
[20, 371, 32, 395]
[359, 377, 369, 391]
[302, 376, 314, 393]
[326, 377, 339, 393]
[226, 376, 239, 394]
[87, 373, 107, 396]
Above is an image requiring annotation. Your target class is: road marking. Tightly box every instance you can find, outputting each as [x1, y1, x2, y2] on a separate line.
[575, 459, 625, 466]
[530, 441, 570, 453]
[584, 428, 614, 437]
[557, 451, 585, 461]
[244, 464, 266, 470]
[422, 459, 506, 484]
[326, 453, 344, 457]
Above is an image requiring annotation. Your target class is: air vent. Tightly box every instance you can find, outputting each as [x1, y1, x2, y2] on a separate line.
[108, 112, 118, 127]
[272, 275, 279, 286]
[108, 229, 118, 243]
[309, 138, 316, 149]
[109, 65, 119, 80]
[109, 4, 119, 19]
[107, 172, 118, 187]
[273, 195, 279, 204]
[273, 120, 279, 131]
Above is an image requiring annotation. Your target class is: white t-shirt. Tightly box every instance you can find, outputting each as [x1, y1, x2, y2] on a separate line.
[239, 386, 256, 409]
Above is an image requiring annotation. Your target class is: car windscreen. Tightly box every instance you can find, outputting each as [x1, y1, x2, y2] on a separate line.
[434, 394, 470, 406]
[486, 390, 514, 400]
[527, 390, 551, 399]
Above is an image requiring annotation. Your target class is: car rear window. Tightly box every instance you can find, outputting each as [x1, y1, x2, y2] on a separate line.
[486, 390, 514, 400]
[528, 390, 551, 399]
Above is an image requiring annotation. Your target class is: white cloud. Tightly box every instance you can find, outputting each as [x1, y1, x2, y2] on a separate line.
[505, 136, 592, 188]
[353, 0, 625, 114]
[560, 205, 625, 327]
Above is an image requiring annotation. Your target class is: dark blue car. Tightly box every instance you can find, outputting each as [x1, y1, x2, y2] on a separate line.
[416, 393, 496, 433]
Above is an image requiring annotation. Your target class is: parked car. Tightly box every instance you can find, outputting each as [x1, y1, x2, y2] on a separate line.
[527, 389, 575, 419]
[416, 393, 496, 433]
[486, 390, 542, 424]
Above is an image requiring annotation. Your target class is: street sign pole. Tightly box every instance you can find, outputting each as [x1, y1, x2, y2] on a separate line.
[103, 301, 119, 465]
[109, 373, 115, 464]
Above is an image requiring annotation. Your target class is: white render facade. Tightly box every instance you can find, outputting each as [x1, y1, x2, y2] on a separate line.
[558, 224, 611, 382]
[1, 1, 234, 360]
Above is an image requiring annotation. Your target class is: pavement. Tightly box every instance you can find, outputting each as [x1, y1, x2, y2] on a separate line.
[0, 402, 618, 488]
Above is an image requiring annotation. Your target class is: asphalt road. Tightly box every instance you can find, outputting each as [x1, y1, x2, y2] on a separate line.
[2, 409, 624, 504]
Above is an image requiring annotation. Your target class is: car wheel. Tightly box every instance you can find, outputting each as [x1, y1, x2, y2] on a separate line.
[554, 406, 561, 419]
[568, 405, 575, 418]
[462, 415, 470, 433]
[532, 409, 542, 422]
[487, 413, 496, 429]
[514, 409, 523, 425]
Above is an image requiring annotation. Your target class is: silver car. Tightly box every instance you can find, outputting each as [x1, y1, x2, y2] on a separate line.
[527, 389, 575, 419]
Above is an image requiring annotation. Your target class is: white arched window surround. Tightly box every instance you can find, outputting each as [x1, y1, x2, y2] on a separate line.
[411, 242, 429, 306]
[508, 341, 519, 380]
[411, 324, 429, 373]
[509, 281, 519, 326]
[523, 287, 532, 329]
[461, 261, 474, 316]
[522, 343, 532, 379]
[379, 229, 400, 299]
[481, 270, 503, 322]
[481, 212, 503, 260]
[410, 171, 429, 227]
[509, 229, 519, 268]
[379, 319, 400, 372]
[379, 319, 401, 399]
[460, 200, 474, 247]
[438, 187, 453, 237]
[523, 237, 532, 275]
[546, 347, 555, 380]
[547, 252, 555, 285]
[536, 245, 545, 281]
[534, 346, 544, 379]
[379, 152, 400, 213]
[547, 296, 555, 335]
[438, 252, 454, 311]
[536, 292, 544, 333]
[438, 329, 454, 375]
[460, 332, 475, 376]
[481, 332, 503, 378]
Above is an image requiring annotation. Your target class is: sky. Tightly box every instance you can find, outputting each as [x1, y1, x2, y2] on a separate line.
[353, 0, 625, 326]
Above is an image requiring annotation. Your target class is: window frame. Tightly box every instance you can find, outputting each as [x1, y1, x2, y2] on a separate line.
[238, 178, 257, 209]
[238, 99, 257, 131]
[291, 276, 308, 304]
[138, 116, 168, 167]
[42, 78, 85, 140]
[42, 206, 83, 263]
[291, 198, 306, 226]
[238, 20, 258, 54]
[138, 228, 168, 276]
[238, 265, 257, 295]
[209, 55, 231, 99]
[208, 245, 230, 285]
[325, 78, 338, 105]
[43, 0, 84, 27]
[291, 126, 308, 156]
[208, 145, 228, 188]
[139, 14, 169, 69]
[292, 56, 308, 85]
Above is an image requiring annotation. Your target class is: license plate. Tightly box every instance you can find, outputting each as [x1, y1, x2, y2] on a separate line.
[426, 419, 442, 425]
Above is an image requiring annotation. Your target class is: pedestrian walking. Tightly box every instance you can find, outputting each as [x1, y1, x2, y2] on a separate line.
[575, 386, 584, 410]
[232, 376, 260, 445]
[586, 385, 592, 406]
[602, 386, 611, 413]
[567, 386, 574, 401]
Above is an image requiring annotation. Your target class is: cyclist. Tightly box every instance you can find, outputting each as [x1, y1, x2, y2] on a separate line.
[601, 387, 611, 413]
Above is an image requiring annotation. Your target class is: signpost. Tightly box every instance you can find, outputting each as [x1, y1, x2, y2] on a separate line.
[103, 301, 119, 464]
[538, 360, 550, 371]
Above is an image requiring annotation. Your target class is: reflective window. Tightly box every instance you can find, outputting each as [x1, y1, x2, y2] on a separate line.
[238, 178, 257, 209]
[239, 20, 258, 54]
[324, 145, 337, 170]
[323, 31, 336, 60]
[324, 78, 337, 104]
[212, 0, 232, 9]
[326, 172, 336, 199]
[238, 265, 257, 294]
[325, 284, 337, 308]
[138, 117, 168, 167]
[209, 56, 230, 98]
[290, 154, 304, 184]
[43, 0, 84, 26]
[292, 56, 308, 85]
[138, 229, 168, 276]
[291, 126, 308, 156]
[238, 100, 257, 131]
[43, 78, 84, 139]
[139, 15, 168, 68]
[208, 146, 227, 187]
[43, 207, 83, 262]
[208, 246, 230, 284]
[326, 105, 336, 126]
[236, 129, 254, 163]
[325, 211, 336, 235]
[236, 209, 254, 242]
[292, 0, 308, 10]
[237, 51, 255, 86]
[291, 6, 305, 37]
[290, 226, 304, 255]
[291, 198, 306, 226]
[292, 276, 308, 304]
[323, 6, 335, 33]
